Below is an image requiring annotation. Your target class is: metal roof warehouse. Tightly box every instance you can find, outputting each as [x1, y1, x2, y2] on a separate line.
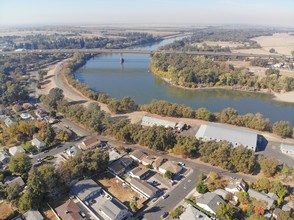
[195, 123, 258, 151]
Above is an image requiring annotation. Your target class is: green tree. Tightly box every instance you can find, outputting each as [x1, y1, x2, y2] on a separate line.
[164, 170, 174, 179]
[5, 182, 22, 205]
[254, 178, 270, 191]
[170, 205, 184, 219]
[216, 202, 234, 220]
[196, 180, 208, 194]
[258, 156, 279, 177]
[130, 199, 138, 212]
[9, 153, 32, 174]
[38, 164, 60, 193]
[48, 88, 64, 110]
[26, 168, 45, 209]
[272, 121, 292, 137]
[196, 108, 212, 121]
[236, 191, 250, 205]
[18, 192, 33, 212]
[220, 108, 238, 123]
[44, 124, 56, 145]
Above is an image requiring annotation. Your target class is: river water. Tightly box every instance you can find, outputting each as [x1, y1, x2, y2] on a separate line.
[75, 37, 294, 124]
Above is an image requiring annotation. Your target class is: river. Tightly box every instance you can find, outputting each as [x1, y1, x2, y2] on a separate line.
[74, 37, 294, 124]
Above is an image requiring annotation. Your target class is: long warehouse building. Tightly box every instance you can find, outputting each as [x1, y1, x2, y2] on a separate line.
[195, 123, 258, 151]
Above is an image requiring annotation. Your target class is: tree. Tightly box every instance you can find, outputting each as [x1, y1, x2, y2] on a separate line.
[272, 121, 292, 137]
[130, 199, 138, 212]
[216, 202, 234, 220]
[5, 182, 22, 205]
[196, 180, 207, 194]
[253, 199, 267, 215]
[196, 108, 212, 121]
[258, 156, 279, 177]
[277, 211, 292, 220]
[170, 205, 184, 219]
[237, 191, 250, 205]
[254, 178, 270, 191]
[48, 88, 64, 110]
[269, 48, 276, 53]
[18, 192, 33, 212]
[26, 168, 45, 209]
[38, 164, 60, 193]
[164, 170, 174, 179]
[44, 124, 56, 145]
[9, 153, 32, 174]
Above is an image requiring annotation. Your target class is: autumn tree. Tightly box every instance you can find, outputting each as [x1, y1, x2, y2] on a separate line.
[272, 121, 292, 137]
[216, 203, 234, 220]
[258, 156, 279, 177]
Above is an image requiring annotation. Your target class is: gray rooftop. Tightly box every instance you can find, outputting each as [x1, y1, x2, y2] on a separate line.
[196, 192, 224, 214]
[71, 179, 102, 201]
[196, 123, 257, 151]
[142, 116, 177, 128]
[23, 210, 44, 220]
[100, 198, 127, 219]
[280, 143, 294, 153]
[180, 204, 210, 220]
[248, 188, 275, 210]
[130, 178, 158, 198]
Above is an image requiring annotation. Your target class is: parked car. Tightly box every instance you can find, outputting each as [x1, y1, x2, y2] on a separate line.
[160, 212, 168, 219]
[177, 161, 185, 166]
[161, 194, 169, 199]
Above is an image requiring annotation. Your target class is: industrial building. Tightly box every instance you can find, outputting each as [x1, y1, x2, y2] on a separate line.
[195, 123, 258, 151]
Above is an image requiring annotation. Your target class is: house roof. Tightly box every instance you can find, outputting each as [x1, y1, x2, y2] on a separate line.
[100, 198, 127, 220]
[214, 189, 229, 200]
[129, 178, 158, 198]
[108, 149, 121, 162]
[130, 149, 146, 161]
[55, 199, 82, 220]
[23, 210, 44, 220]
[141, 116, 177, 128]
[153, 156, 164, 169]
[109, 160, 125, 175]
[196, 192, 224, 214]
[180, 204, 210, 220]
[130, 167, 149, 178]
[120, 157, 133, 167]
[248, 188, 275, 210]
[141, 156, 155, 165]
[32, 137, 46, 147]
[79, 136, 100, 150]
[9, 146, 25, 156]
[66, 146, 82, 157]
[6, 176, 25, 187]
[195, 123, 257, 151]
[159, 161, 182, 174]
[0, 151, 10, 163]
[225, 178, 248, 191]
[71, 179, 102, 201]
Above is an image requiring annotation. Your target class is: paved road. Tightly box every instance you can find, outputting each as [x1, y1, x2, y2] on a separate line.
[0, 48, 285, 58]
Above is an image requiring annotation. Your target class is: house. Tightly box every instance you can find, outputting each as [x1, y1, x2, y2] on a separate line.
[195, 123, 258, 151]
[52, 124, 73, 136]
[31, 137, 46, 150]
[272, 208, 282, 219]
[3, 116, 15, 127]
[280, 143, 294, 156]
[71, 179, 102, 202]
[23, 210, 44, 220]
[66, 146, 82, 157]
[153, 156, 164, 170]
[108, 149, 122, 163]
[225, 178, 248, 194]
[120, 157, 133, 168]
[282, 200, 294, 212]
[141, 156, 155, 166]
[129, 178, 158, 199]
[71, 179, 129, 220]
[9, 146, 25, 156]
[91, 192, 130, 220]
[248, 188, 275, 210]
[130, 149, 146, 163]
[108, 160, 125, 176]
[196, 192, 225, 215]
[20, 113, 32, 120]
[141, 116, 177, 129]
[5, 176, 25, 188]
[78, 136, 100, 151]
[129, 167, 150, 180]
[0, 151, 10, 165]
[158, 161, 182, 175]
[35, 108, 48, 119]
[55, 199, 84, 220]
[180, 204, 210, 220]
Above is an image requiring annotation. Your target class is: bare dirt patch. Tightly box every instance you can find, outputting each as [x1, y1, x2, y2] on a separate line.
[96, 172, 146, 209]
[0, 202, 16, 220]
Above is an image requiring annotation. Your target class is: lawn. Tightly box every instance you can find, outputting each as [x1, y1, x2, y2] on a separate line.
[96, 172, 146, 209]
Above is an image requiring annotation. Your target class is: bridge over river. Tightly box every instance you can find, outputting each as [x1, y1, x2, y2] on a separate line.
[0, 48, 286, 58]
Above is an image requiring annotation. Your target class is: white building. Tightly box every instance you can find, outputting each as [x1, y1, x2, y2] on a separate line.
[9, 146, 25, 156]
[280, 143, 294, 156]
[196, 192, 224, 215]
[31, 138, 46, 150]
[195, 123, 258, 151]
[141, 116, 177, 129]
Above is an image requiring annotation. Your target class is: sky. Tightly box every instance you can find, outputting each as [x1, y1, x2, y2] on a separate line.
[0, 0, 294, 27]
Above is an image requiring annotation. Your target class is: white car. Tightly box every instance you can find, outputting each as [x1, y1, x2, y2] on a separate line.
[177, 162, 185, 166]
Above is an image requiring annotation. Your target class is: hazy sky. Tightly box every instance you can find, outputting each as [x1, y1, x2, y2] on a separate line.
[0, 0, 294, 27]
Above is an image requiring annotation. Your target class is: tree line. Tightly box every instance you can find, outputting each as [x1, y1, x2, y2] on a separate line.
[151, 53, 294, 92]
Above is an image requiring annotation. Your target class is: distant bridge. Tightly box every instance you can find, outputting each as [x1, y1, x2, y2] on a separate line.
[0, 48, 285, 58]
